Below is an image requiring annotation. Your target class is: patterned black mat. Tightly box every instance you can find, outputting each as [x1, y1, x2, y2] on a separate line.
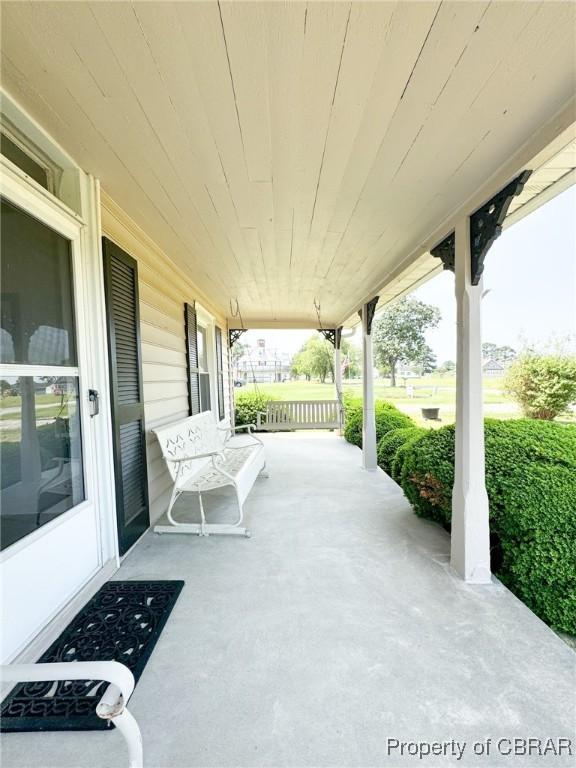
[1, 580, 184, 732]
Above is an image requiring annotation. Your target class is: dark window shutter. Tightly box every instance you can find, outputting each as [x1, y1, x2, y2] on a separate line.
[185, 302, 200, 415]
[215, 326, 225, 421]
[102, 237, 150, 556]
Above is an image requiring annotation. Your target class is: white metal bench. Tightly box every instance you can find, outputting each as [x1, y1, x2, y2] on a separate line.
[256, 400, 341, 431]
[0, 661, 143, 768]
[153, 412, 266, 537]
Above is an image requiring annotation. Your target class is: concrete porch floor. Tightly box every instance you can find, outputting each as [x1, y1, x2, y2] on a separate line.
[2, 433, 575, 768]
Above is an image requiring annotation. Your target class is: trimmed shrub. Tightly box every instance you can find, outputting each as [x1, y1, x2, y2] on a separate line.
[343, 398, 414, 448]
[234, 391, 277, 427]
[343, 398, 363, 446]
[377, 426, 427, 476]
[399, 426, 455, 523]
[504, 353, 576, 420]
[495, 463, 576, 634]
[399, 419, 576, 634]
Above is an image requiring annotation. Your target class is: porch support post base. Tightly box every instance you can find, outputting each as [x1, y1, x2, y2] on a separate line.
[450, 218, 491, 584]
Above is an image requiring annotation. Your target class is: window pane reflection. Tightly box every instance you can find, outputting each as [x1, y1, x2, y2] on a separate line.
[0, 376, 85, 550]
[0, 198, 77, 365]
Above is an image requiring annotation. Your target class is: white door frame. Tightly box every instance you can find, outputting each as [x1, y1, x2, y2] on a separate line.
[0, 157, 117, 661]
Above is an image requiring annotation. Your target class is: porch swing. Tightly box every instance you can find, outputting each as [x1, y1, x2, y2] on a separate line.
[253, 299, 343, 432]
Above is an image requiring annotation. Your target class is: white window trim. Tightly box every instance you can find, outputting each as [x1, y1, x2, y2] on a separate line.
[195, 304, 222, 423]
[1, 88, 83, 215]
[1, 117, 61, 195]
[0, 156, 83, 234]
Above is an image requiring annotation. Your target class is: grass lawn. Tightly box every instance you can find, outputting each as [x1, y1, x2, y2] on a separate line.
[0, 392, 59, 408]
[237, 376, 520, 427]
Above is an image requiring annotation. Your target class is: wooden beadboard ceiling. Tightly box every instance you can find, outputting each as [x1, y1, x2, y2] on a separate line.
[1, 1, 575, 327]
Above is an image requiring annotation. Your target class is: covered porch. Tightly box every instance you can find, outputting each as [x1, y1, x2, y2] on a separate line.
[3, 433, 573, 768]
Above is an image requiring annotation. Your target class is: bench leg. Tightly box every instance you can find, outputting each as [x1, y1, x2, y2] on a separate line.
[259, 463, 270, 479]
[155, 487, 250, 538]
[198, 491, 208, 536]
[233, 486, 245, 528]
[166, 485, 182, 527]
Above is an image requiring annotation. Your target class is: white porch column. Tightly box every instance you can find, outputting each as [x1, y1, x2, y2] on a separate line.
[334, 333, 343, 432]
[361, 303, 377, 471]
[334, 346, 342, 399]
[451, 218, 491, 583]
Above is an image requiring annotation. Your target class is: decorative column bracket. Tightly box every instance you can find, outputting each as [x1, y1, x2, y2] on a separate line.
[430, 231, 455, 273]
[469, 169, 531, 285]
[431, 170, 531, 285]
[229, 328, 247, 348]
[318, 327, 343, 349]
[357, 296, 379, 335]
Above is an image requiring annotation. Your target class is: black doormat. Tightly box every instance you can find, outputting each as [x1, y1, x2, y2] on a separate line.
[1, 580, 184, 732]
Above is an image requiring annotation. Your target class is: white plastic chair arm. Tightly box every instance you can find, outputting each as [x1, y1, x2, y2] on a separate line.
[0, 661, 143, 768]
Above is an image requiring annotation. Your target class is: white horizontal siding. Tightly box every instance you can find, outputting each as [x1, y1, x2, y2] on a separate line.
[101, 194, 229, 523]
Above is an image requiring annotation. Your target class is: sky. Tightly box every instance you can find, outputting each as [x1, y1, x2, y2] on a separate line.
[241, 186, 576, 361]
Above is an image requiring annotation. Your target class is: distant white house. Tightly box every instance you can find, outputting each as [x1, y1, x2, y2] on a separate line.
[482, 358, 506, 377]
[395, 362, 420, 380]
[236, 338, 292, 384]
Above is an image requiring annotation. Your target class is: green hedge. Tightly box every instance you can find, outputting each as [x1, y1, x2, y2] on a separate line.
[343, 398, 414, 448]
[391, 430, 430, 483]
[377, 426, 427, 476]
[399, 419, 576, 635]
[398, 426, 455, 522]
[234, 391, 278, 427]
[496, 463, 576, 634]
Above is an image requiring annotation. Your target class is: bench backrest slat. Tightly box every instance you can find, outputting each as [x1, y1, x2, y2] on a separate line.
[153, 413, 225, 482]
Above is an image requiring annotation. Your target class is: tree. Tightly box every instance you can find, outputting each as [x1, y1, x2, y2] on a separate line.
[291, 337, 332, 381]
[372, 297, 441, 387]
[504, 353, 576, 420]
[419, 346, 437, 375]
[308, 337, 334, 383]
[291, 334, 360, 383]
[482, 342, 516, 365]
[231, 341, 249, 368]
[291, 348, 313, 380]
[341, 339, 361, 380]
[438, 360, 455, 375]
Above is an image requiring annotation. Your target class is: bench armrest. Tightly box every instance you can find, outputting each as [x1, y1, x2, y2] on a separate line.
[169, 450, 221, 463]
[1, 661, 142, 768]
[219, 423, 263, 448]
[218, 423, 257, 433]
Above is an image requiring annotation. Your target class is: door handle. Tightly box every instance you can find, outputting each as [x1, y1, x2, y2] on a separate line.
[88, 389, 100, 417]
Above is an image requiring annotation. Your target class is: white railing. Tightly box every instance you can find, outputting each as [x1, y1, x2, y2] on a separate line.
[256, 400, 341, 431]
[0, 661, 143, 768]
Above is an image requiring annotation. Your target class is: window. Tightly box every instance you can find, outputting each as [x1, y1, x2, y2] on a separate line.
[0, 199, 85, 550]
[1, 200, 77, 366]
[197, 324, 211, 413]
[1, 130, 53, 192]
[184, 302, 211, 415]
[215, 327, 225, 421]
